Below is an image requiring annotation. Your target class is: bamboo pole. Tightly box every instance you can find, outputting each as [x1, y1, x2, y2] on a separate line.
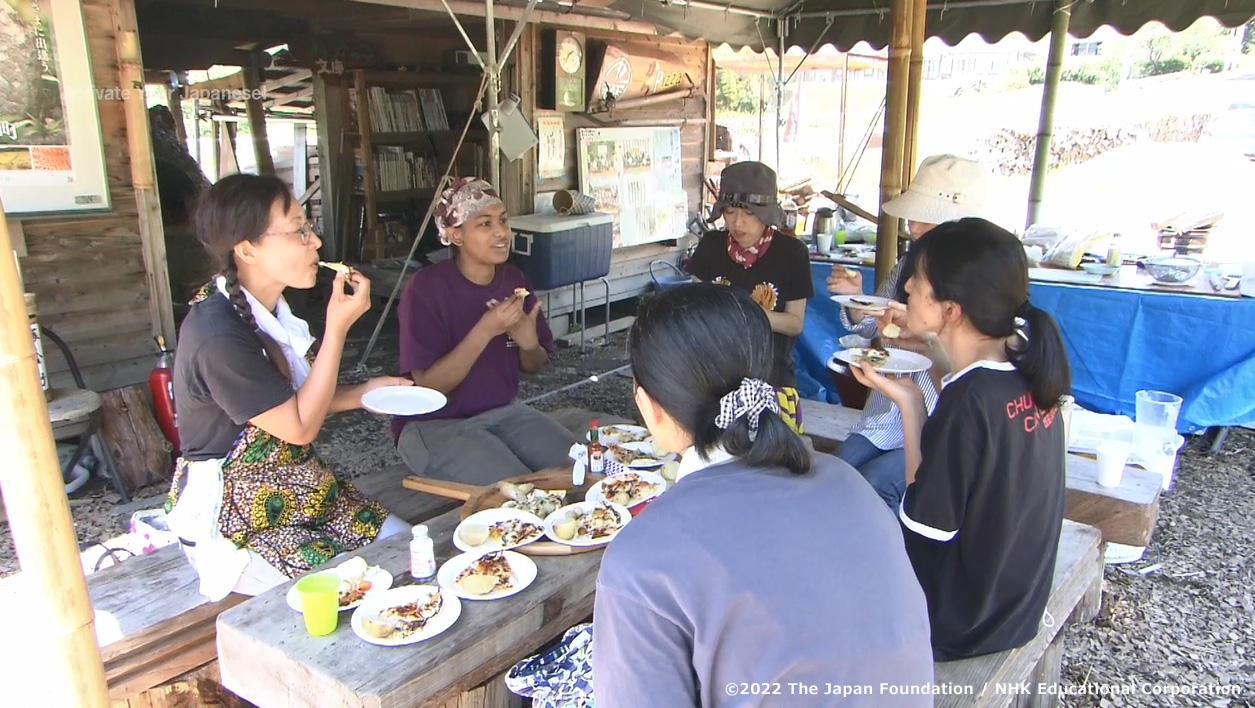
[837, 53, 848, 180]
[0, 206, 110, 707]
[875, 0, 912, 288]
[242, 60, 276, 176]
[902, 0, 927, 188]
[1026, 0, 1071, 228]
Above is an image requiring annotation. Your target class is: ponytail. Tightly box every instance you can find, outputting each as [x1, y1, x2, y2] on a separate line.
[630, 284, 811, 476]
[1010, 303, 1070, 412]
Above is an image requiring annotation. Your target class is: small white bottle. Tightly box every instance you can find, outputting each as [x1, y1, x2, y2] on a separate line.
[410, 525, 436, 582]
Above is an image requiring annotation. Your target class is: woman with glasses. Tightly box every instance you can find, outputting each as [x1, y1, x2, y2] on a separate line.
[165, 173, 413, 600]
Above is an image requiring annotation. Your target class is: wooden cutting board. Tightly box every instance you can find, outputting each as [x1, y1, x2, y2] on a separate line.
[402, 468, 607, 556]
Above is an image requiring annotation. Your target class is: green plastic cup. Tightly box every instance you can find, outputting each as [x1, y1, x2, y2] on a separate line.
[296, 572, 340, 636]
[835, 230, 848, 246]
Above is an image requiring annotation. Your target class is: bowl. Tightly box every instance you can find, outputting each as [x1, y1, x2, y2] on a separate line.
[1080, 262, 1119, 277]
[1143, 256, 1202, 284]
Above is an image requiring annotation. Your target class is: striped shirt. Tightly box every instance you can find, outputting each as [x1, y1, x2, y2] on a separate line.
[839, 260, 940, 451]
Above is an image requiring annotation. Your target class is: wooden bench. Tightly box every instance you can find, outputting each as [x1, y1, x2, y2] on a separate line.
[935, 519, 1104, 707]
[798, 398, 862, 454]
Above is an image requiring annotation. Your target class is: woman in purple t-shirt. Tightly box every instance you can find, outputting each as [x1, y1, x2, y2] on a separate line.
[394, 178, 578, 484]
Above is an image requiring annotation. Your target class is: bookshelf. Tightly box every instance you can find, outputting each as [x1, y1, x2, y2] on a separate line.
[348, 69, 487, 260]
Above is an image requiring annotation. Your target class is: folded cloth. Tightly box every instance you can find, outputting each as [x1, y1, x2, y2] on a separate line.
[505, 622, 595, 707]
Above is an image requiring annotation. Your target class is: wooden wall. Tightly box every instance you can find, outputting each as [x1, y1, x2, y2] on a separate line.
[502, 26, 713, 326]
[16, 0, 173, 391]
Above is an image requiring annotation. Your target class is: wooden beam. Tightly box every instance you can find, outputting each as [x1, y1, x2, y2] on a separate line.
[267, 86, 314, 109]
[311, 74, 349, 261]
[874, 0, 911, 288]
[1026, 0, 1072, 228]
[242, 61, 276, 175]
[902, 0, 926, 188]
[347, 0, 659, 35]
[264, 68, 313, 91]
[112, 0, 177, 347]
[0, 202, 109, 708]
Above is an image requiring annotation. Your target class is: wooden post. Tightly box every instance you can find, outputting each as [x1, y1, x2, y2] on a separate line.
[211, 116, 222, 179]
[111, 0, 177, 347]
[311, 74, 348, 261]
[902, 0, 927, 188]
[167, 75, 188, 146]
[875, 0, 912, 288]
[352, 69, 382, 260]
[499, 23, 537, 216]
[1026, 0, 1072, 228]
[242, 60, 276, 176]
[293, 123, 309, 196]
[0, 205, 110, 707]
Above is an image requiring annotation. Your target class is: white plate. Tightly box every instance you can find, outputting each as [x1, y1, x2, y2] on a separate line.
[832, 347, 932, 375]
[607, 441, 676, 469]
[542, 501, 632, 547]
[436, 550, 537, 601]
[585, 424, 651, 445]
[350, 585, 461, 647]
[830, 294, 896, 313]
[452, 508, 545, 553]
[586, 470, 666, 507]
[285, 563, 394, 613]
[361, 386, 448, 416]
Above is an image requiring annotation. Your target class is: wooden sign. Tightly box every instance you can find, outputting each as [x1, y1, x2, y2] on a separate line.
[587, 42, 691, 112]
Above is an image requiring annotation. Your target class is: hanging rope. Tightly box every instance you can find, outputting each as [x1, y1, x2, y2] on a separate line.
[354, 72, 491, 372]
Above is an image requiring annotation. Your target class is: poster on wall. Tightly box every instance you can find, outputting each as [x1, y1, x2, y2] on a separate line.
[578, 127, 686, 248]
[535, 114, 565, 180]
[0, 0, 110, 216]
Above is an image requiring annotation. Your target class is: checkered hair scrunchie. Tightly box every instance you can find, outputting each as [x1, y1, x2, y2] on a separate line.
[715, 378, 781, 441]
[434, 177, 504, 245]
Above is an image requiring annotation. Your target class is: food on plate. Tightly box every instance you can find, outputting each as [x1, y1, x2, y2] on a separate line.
[850, 297, 882, 309]
[455, 552, 515, 595]
[336, 557, 379, 606]
[854, 347, 891, 368]
[318, 261, 353, 275]
[498, 481, 566, 518]
[659, 461, 679, 485]
[600, 426, 648, 444]
[608, 444, 660, 466]
[557, 502, 625, 542]
[368, 590, 444, 639]
[750, 282, 779, 310]
[458, 524, 490, 547]
[601, 473, 659, 506]
[488, 519, 543, 547]
[882, 323, 902, 339]
[553, 518, 578, 541]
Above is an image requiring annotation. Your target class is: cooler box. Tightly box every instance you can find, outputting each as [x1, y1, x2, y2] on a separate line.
[510, 213, 614, 291]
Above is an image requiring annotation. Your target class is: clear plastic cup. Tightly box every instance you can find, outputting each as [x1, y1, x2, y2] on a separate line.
[1135, 390, 1182, 431]
[1095, 442, 1130, 488]
[1135, 428, 1186, 492]
[296, 572, 341, 636]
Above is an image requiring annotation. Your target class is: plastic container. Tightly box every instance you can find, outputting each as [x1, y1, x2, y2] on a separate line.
[1095, 442, 1130, 488]
[295, 573, 340, 636]
[410, 525, 436, 582]
[509, 213, 614, 291]
[1135, 390, 1182, 431]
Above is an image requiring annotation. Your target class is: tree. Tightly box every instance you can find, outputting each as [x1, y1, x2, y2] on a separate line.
[715, 70, 762, 116]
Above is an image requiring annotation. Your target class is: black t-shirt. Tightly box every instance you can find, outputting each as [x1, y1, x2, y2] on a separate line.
[173, 294, 296, 460]
[685, 230, 815, 388]
[899, 362, 1065, 662]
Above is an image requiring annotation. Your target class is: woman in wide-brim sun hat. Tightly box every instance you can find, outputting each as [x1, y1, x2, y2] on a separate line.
[825, 154, 991, 512]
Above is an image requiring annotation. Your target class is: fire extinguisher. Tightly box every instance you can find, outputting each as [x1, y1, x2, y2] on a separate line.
[149, 335, 181, 456]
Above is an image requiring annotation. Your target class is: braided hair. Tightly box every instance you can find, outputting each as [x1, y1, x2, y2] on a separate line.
[193, 173, 295, 381]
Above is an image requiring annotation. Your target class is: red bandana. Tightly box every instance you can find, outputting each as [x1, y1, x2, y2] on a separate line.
[727, 228, 775, 269]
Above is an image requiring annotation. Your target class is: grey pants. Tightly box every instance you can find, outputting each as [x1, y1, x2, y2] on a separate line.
[397, 402, 580, 486]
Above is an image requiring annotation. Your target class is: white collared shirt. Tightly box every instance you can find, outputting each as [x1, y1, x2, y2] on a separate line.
[674, 445, 735, 483]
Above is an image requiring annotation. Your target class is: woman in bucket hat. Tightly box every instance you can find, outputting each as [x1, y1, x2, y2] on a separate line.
[685, 161, 815, 434]
[827, 154, 988, 509]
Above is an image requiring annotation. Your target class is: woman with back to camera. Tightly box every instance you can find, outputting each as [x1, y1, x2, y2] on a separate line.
[592, 284, 933, 707]
[851, 218, 1070, 661]
[165, 173, 412, 601]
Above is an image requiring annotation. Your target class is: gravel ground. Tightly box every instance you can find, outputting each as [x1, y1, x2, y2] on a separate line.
[2, 286, 1252, 705]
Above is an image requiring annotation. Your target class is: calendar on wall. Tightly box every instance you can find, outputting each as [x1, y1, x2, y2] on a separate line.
[577, 127, 687, 248]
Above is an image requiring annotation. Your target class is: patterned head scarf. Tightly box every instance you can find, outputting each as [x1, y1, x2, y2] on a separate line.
[435, 177, 504, 245]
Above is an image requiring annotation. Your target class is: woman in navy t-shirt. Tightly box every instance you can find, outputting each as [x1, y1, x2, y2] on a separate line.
[852, 218, 1072, 660]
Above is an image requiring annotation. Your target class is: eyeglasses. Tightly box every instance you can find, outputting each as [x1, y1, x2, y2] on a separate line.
[265, 222, 319, 245]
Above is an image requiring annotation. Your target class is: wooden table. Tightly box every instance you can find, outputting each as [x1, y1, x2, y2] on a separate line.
[1028, 265, 1239, 298]
[216, 508, 604, 707]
